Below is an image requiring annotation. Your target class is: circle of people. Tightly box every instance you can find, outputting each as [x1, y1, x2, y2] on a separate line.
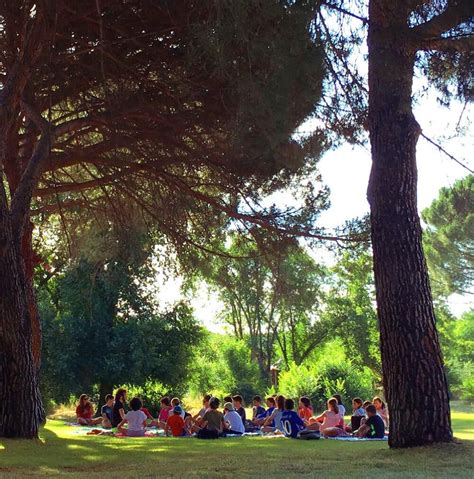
[76, 390, 388, 440]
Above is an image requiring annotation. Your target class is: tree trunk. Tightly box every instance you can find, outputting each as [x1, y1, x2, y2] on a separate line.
[0, 212, 43, 438]
[367, 2, 452, 448]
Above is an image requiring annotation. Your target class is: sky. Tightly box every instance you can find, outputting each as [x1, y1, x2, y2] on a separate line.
[155, 91, 472, 331]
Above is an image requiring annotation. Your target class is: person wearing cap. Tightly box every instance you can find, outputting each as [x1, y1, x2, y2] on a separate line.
[165, 405, 187, 437]
[223, 402, 245, 435]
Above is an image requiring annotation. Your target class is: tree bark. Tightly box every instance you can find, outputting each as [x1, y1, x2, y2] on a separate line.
[367, 1, 452, 448]
[0, 202, 43, 438]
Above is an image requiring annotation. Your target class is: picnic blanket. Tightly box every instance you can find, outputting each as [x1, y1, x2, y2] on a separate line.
[323, 435, 388, 441]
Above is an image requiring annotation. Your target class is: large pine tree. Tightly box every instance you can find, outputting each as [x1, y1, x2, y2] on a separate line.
[0, 0, 327, 438]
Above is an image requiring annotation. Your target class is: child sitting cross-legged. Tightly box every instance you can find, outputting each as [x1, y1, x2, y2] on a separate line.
[354, 404, 385, 439]
[280, 398, 306, 438]
[117, 397, 147, 437]
[100, 394, 114, 428]
[197, 397, 225, 439]
[309, 398, 348, 437]
[253, 396, 275, 426]
[223, 402, 245, 435]
[165, 405, 188, 437]
[252, 396, 266, 420]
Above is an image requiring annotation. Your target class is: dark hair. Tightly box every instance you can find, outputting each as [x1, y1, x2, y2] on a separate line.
[299, 396, 311, 408]
[284, 398, 295, 410]
[105, 394, 113, 402]
[129, 397, 142, 411]
[372, 396, 386, 410]
[160, 396, 171, 406]
[171, 397, 180, 406]
[352, 397, 363, 407]
[266, 397, 276, 406]
[224, 396, 232, 403]
[333, 394, 342, 405]
[363, 401, 372, 409]
[366, 404, 377, 415]
[232, 395, 243, 404]
[210, 397, 220, 409]
[253, 395, 262, 403]
[115, 388, 127, 403]
[328, 398, 339, 415]
[276, 395, 285, 410]
[203, 394, 212, 402]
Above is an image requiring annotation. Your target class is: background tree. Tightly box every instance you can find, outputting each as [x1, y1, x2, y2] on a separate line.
[199, 234, 333, 379]
[422, 175, 474, 297]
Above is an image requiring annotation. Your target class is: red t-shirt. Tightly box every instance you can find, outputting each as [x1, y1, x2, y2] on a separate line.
[166, 414, 185, 436]
[141, 407, 153, 419]
[76, 404, 93, 419]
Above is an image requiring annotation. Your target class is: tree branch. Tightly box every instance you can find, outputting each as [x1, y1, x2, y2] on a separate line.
[411, 0, 474, 40]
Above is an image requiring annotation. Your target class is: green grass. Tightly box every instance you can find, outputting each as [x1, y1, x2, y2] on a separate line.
[1, 405, 473, 479]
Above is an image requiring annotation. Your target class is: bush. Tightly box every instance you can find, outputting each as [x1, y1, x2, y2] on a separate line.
[185, 334, 265, 403]
[118, 381, 182, 417]
[278, 342, 377, 410]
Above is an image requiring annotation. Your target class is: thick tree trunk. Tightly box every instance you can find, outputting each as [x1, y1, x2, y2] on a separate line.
[0, 213, 43, 438]
[367, 2, 452, 448]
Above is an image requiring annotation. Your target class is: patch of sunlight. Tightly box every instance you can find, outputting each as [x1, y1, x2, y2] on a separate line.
[67, 444, 90, 450]
[82, 455, 101, 461]
[0, 444, 5, 451]
[39, 466, 60, 474]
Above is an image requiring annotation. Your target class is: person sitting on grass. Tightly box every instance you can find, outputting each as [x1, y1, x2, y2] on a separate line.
[117, 397, 147, 437]
[354, 404, 385, 439]
[333, 394, 346, 418]
[232, 395, 246, 424]
[347, 397, 365, 432]
[156, 397, 172, 428]
[262, 395, 285, 433]
[223, 402, 245, 435]
[76, 394, 102, 426]
[298, 396, 314, 422]
[140, 400, 154, 423]
[280, 398, 306, 438]
[197, 397, 225, 439]
[251, 396, 274, 427]
[171, 397, 188, 419]
[194, 394, 212, 422]
[165, 405, 187, 437]
[310, 398, 347, 437]
[112, 388, 127, 428]
[373, 396, 389, 427]
[252, 396, 266, 420]
[101, 394, 114, 428]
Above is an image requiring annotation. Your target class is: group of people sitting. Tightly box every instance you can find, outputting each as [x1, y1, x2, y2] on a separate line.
[75, 389, 388, 440]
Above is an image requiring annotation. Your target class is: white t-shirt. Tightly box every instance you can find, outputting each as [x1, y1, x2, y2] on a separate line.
[338, 404, 346, 417]
[126, 410, 147, 431]
[224, 410, 245, 433]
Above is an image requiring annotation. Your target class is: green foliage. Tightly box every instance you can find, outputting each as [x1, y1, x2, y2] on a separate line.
[278, 341, 377, 409]
[422, 175, 474, 297]
[324, 247, 381, 374]
[186, 334, 264, 402]
[118, 381, 177, 417]
[39, 239, 202, 405]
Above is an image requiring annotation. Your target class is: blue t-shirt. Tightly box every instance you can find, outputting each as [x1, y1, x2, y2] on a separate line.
[254, 405, 266, 418]
[280, 410, 305, 438]
[257, 406, 274, 420]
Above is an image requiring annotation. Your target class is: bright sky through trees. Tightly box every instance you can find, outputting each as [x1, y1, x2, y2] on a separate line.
[156, 89, 472, 329]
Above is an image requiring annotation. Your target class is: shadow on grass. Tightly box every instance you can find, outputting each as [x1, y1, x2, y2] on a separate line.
[1, 421, 474, 478]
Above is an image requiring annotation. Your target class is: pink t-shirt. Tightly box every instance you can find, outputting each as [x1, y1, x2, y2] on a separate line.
[158, 406, 172, 422]
[320, 410, 342, 432]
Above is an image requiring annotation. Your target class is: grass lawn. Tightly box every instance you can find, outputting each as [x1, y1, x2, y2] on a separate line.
[1, 403, 473, 479]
